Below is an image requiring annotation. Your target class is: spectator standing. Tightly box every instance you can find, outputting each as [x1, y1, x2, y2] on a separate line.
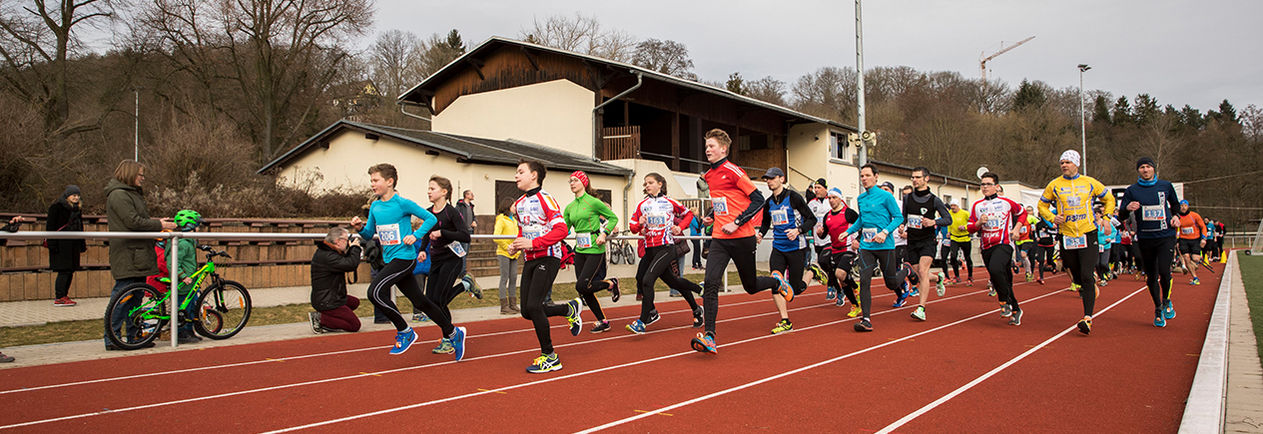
[47, 185, 86, 307]
[104, 160, 176, 351]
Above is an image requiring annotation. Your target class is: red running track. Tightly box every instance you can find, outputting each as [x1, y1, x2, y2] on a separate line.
[0, 267, 1220, 432]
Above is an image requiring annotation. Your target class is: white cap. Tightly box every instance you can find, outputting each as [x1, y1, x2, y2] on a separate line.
[1060, 150, 1081, 167]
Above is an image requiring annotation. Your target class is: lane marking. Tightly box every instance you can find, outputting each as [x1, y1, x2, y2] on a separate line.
[874, 285, 1148, 434]
[476, 388, 507, 395]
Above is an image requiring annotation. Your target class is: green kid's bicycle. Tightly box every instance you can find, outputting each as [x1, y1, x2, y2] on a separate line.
[104, 245, 253, 350]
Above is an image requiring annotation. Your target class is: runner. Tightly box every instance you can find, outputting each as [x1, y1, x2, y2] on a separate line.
[690, 128, 785, 354]
[946, 200, 974, 285]
[902, 167, 950, 321]
[1203, 218, 1220, 265]
[1175, 199, 1209, 285]
[416, 176, 476, 355]
[1119, 156, 1182, 326]
[350, 164, 467, 360]
[843, 164, 910, 332]
[1014, 207, 1037, 282]
[1037, 150, 1115, 335]
[628, 173, 704, 334]
[893, 184, 919, 299]
[562, 171, 620, 333]
[817, 187, 862, 316]
[1094, 204, 1119, 286]
[756, 168, 821, 334]
[807, 179, 839, 301]
[962, 172, 1028, 325]
[1031, 214, 1058, 284]
[507, 160, 584, 373]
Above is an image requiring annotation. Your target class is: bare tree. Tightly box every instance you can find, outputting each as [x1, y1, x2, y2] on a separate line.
[520, 13, 634, 62]
[415, 29, 466, 78]
[745, 76, 787, 106]
[631, 38, 695, 79]
[369, 30, 423, 99]
[0, 0, 119, 135]
[790, 67, 856, 122]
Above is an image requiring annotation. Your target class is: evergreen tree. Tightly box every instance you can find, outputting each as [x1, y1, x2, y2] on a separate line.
[1092, 95, 1112, 124]
[1112, 96, 1133, 125]
[1012, 79, 1046, 111]
[444, 29, 466, 54]
[726, 72, 745, 95]
[1179, 105, 1205, 130]
[1134, 94, 1159, 125]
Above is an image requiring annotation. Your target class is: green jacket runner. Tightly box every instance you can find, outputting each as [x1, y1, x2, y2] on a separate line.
[563, 193, 619, 255]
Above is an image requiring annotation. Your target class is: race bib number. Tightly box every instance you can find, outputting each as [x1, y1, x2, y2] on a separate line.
[906, 215, 923, 229]
[1099, 244, 1107, 253]
[861, 228, 879, 243]
[770, 209, 789, 226]
[576, 232, 593, 249]
[524, 227, 545, 240]
[447, 242, 467, 258]
[377, 223, 402, 246]
[712, 197, 729, 216]
[646, 214, 669, 229]
[985, 218, 1004, 230]
[1141, 205, 1165, 222]
[1180, 227, 1195, 235]
[1063, 235, 1087, 250]
[1067, 195, 1082, 207]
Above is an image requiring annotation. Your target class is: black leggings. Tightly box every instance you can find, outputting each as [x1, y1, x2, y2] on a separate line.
[857, 249, 908, 319]
[830, 251, 859, 305]
[1031, 244, 1054, 279]
[521, 257, 567, 354]
[1138, 237, 1176, 310]
[702, 236, 779, 336]
[770, 248, 807, 295]
[983, 245, 1019, 311]
[425, 257, 465, 324]
[1062, 231, 1099, 317]
[54, 270, 74, 299]
[637, 245, 701, 323]
[574, 252, 611, 321]
[950, 240, 974, 280]
[367, 258, 454, 336]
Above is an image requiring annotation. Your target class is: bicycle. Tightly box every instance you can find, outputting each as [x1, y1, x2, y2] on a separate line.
[104, 244, 253, 350]
[606, 230, 637, 265]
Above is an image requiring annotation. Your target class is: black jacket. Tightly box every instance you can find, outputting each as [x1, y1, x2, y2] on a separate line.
[47, 197, 86, 271]
[310, 241, 362, 312]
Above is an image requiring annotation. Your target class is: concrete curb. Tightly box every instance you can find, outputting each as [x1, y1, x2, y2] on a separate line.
[1179, 251, 1233, 433]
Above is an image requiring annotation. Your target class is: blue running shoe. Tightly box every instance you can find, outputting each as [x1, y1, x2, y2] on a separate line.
[412, 313, 429, 322]
[626, 319, 646, 334]
[835, 294, 847, 307]
[892, 290, 908, 308]
[389, 328, 417, 355]
[450, 326, 467, 361]
[431, 338, 453, 354]
[1164, 300, 1176, 319]
[1154, 311, 1166, 328]
[826, 286, 837, 300]
[565, 298, 583, 336]
[526, 352, 562, 373]
[690, 332, 717, 354]
[908, 286, 920, 298]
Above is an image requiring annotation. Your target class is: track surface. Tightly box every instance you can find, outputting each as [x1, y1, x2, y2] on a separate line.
[0, 267, 1219, 432]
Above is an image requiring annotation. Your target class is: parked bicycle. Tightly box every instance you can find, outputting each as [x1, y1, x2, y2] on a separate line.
[104, 244, 252, 350]
[606, 230, 637, 265]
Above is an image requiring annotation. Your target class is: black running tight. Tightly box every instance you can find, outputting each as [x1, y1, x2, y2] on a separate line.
[367, 258, 454, 336]
[520, 257, 567, 354]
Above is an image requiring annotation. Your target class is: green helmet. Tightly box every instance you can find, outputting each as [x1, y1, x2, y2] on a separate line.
[173, 209, 203, 231]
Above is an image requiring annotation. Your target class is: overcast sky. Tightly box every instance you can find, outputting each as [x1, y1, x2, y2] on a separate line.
[372, 0, 1262, 112]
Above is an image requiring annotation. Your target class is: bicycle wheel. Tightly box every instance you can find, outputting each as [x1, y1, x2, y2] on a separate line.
[103, 283, 166, 350]
[609, 244, 622, 264]
[623, 244, 636, 265]
[193, 280, 252, 340]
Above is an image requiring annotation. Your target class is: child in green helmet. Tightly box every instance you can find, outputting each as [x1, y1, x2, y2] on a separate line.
[165, 209, 203, 344]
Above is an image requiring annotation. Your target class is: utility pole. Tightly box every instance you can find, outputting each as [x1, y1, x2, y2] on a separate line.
[134, 88, 140, 161]
[855, 0, 867, 166]
[1078, 64, 1091, 175]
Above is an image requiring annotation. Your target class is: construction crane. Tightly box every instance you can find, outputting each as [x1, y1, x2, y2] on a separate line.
[980, 36, 1035, 81]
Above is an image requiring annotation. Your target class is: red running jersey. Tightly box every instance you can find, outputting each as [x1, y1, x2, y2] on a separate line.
[966, 196, 1027, 250]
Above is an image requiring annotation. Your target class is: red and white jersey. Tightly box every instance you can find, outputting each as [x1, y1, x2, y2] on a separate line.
[513, 188, 569, 261]
[966, 196, 1027, 250]
[629, 194, 691, 248]
[821, 206, 854, 253]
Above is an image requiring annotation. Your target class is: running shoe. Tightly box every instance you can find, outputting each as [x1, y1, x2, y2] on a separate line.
[608, 278, 621, 303]
[590, 320, 611, 333]
[836, 293, 848, 307]
[1068, 283, 1081, 293]
[389, 328, 417, 355]
[645, 309, 661, 326]
[911, 305, 926, 321]
[1025, 272, 1033, 282]
[691, 332, 718, 354]
[462, 274, 483, 299]
[826, 286, 837, 300]
[987, 283, 996, 297]
[308, 311, 323, 334]
[808, 263, 827, 285]
[771, 319, 793, 334]
[1154, 311, 1166, 328]
[847, 305, 862, 318]
[1099, 279, 1108, 287]
[1076, 317, 1092, 335]
[526, 352, 562, 373]
[1191, 277, 1201, 285]
[908, 286, 920, 298]
[853, 318, 873, 332]
[626, 319, 647, 334]
[935, 272, 947, 296]
[565, 298, 583, 336]
[892, 290, 908, 308]
[450, 327, 467, 361]
[53, 296, 77, 307]
[1000, 303, 1013, 318]
[432, 338, 454, 354]
[772, 270, 794, 302]
[692, 307, 704, 328]
[1164, 299, 1176, 319]
[1008, 309, 1022, 326]
[1037, 278, 1045, 285]
[413, 312, 429, 322]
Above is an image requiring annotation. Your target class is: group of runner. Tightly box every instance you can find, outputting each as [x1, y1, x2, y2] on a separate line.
[350, 127, 1218, 374]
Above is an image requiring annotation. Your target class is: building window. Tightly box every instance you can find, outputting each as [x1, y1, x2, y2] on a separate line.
[830, 131, 850, 161]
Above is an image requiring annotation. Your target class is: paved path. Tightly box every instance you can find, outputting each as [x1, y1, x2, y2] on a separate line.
[1227, 255, 1263, 432]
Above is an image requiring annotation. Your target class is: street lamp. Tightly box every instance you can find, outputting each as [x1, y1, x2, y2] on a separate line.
[1078, 64, 1091, 175]
[855, 0, 867, 167]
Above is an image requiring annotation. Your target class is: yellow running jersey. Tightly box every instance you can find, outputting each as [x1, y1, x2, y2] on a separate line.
[948, 209, 971, 242]
[1038, 174, 1115, 238]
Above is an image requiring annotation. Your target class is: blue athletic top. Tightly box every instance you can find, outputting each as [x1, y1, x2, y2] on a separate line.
[358, 193, 437, 263]
[763, 191, 810, 252]
[844, 185, 903, 251]
[1118, 178, 1181, 240]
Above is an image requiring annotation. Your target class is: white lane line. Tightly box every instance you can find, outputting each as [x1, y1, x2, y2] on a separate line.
[0, 290, 897, 430]
[572, 285, 1071, 434]
[260, 286, 1020, 434]
[874, 285, 1147, 434]
[0, 295, 776, 395]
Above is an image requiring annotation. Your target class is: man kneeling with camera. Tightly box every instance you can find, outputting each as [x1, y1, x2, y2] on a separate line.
[309, 227, 363, 333]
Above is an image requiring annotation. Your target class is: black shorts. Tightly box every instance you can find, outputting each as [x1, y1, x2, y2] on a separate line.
[1178, 238, 1202, 256]
[1017, 242, 1034, 254]
[830, 250, 857, 273]
[906, 238, 937, 261]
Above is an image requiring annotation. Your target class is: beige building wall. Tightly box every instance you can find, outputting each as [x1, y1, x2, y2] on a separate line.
[276, 130, 628, 223]
[431, 79, 595, 156]
[827, 162, 862, 206]
[786, 123, 830, 191]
